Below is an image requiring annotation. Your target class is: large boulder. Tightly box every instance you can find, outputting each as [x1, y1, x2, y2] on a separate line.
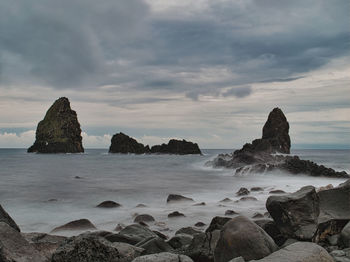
[254, 219, 286, 246]
[315, 179, 350, 243]
[109, 133, 150, 154]
[51, 219, 96, 233]
[250, 242, 333, 262]
[151, 139, 201, 155]
[0, 204, 20, 232]
[51, 233, 143, 262]
[214, 216, 278, 262]
[266, 186, 319, 240]
[167, 234, 193, 249]
[205, 216, 231, 233]
[0, 222, 46, 262]
[132, 252, 193, 262]
[28, 97, 84, 153]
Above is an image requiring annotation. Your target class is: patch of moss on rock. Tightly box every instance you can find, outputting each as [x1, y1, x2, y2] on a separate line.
[28, 97, 84, 153]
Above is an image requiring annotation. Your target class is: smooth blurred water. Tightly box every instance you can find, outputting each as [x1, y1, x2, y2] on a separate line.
[0, 148, 349, 236]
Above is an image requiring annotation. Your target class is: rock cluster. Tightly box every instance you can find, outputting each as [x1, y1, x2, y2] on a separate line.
[27, 97, 84, 153]
[109, 133, 201, 155]
[210, 107, 349, 178]
[0, 180, 349, 261]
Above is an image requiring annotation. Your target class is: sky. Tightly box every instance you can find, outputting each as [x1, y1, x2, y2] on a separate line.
[0, 0, 349, 149]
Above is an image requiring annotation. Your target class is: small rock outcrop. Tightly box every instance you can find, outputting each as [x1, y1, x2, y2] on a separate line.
[0, 204, 20, 232]
[28, 97, 84, 153]
[151, 139, 201, 155]
[109, 133, 150, 154]
[167, 194, 194, 203]
[51, 219, 96, 233]
[209, 108, 349, 178]
[214, 216, 278, 262]
[97, 201, 121, 208]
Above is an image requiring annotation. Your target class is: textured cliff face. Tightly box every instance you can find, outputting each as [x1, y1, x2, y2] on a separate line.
[27, 97, 84, 153]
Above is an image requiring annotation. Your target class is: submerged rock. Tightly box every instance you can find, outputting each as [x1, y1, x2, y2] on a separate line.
[167, 194, 194, 203]
[236, 187, 250, 196]
[151, 139, 201, 155]
[0, 204, 20, 232]
[214, 216, 278, 262]
[109, 133, 150, 154]
[51, 219, 96, 233]
[28, 97, 84, 153]
[168, 211, 185, 218]
[134, 214, 155, 223]
[97, 200, 121, 208]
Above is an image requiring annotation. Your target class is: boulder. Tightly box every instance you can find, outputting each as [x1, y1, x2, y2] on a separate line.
[28, 97, 84, 153]
[168, 211, 185, 218]
[184, 230, 221, 262]
[0, 204, 20, 232]
[97, 201, 121, 208]
[176, 227, 202, 236]
[239, 196, 257, 201]
[132, 252, 193, 262]
[136, 237, 173, 255]
[252, 212, 264, 219]
[250, 242, 333, 262]
[150, 139, 201, 155]
[134, 214, 155, 223]
[168, 234, 193, 249]
[236, 187, 250, 196]
[340, 222, 350, 247]
[167, 194, 194, 203]
[51, 233, 143, 262]
[194, 222, 206, 227]
[205, 217, 231, 233]
[23, 232, 67, 260]
[251, 187, 264, 192]
[51, 219, 96, 233]
[266, 186, 319, 240]
[109, 133, 150, 154]
[214, 216, 278, 262]
[193, 202, 206, 206]
[107, 224, 158, 245]
[254, 219, 286, 246]
[0, 222, 46, 262]
[269, 190, 286, 194]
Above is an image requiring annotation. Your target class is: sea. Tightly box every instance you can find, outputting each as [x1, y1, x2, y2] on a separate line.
[0, 148, 349, 236]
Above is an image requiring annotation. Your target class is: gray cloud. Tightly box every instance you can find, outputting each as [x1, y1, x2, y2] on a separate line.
[0, 0, 349, 98]
[222, 86, 252, 98]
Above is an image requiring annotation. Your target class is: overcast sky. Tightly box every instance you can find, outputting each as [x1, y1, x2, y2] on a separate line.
[0, 0, 349, 149]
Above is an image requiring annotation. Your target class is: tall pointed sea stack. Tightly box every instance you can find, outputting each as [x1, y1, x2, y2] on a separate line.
[28, 97, 84, 153]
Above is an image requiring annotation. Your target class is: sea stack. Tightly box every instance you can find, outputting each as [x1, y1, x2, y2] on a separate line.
[27, 97, 84, 153]
[109, 133, 150, 154]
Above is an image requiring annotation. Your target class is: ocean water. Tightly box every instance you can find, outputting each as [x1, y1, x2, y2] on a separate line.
[0, 148, 349, 236]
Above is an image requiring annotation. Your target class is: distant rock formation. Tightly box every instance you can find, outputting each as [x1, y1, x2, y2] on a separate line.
[109, 133, 150, 154]
[27, 97, 84, 153]
[210, 108, 348, 178]
[151, 139, 201, 155]
[109, 133, 201, 155]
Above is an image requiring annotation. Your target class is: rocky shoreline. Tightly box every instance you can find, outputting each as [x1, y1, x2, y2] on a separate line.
[0, 179, 349, 262]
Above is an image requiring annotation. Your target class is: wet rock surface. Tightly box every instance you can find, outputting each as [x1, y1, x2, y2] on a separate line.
[0, 204, 20, 232]
[28, 97, 84, 153]
[51, 219, 97, 233]
[167, 194, 194, 203]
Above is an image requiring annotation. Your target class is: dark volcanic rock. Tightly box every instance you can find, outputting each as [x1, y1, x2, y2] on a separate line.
[168, 234, 193, 249]
[151, 139, 201, 155]
[266, 186, 319, 240]
[28, 97, 84, 153]
[254, 219, 287, 246]
[109, 132, 150, 154]
[167, 194, 194, 203]
[214, 216, 278, 262]
[205, 217, 231, 233]
[51, 219, 96, 233]
[0, 204, 20, 232]
[97, 200, 121, 208]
